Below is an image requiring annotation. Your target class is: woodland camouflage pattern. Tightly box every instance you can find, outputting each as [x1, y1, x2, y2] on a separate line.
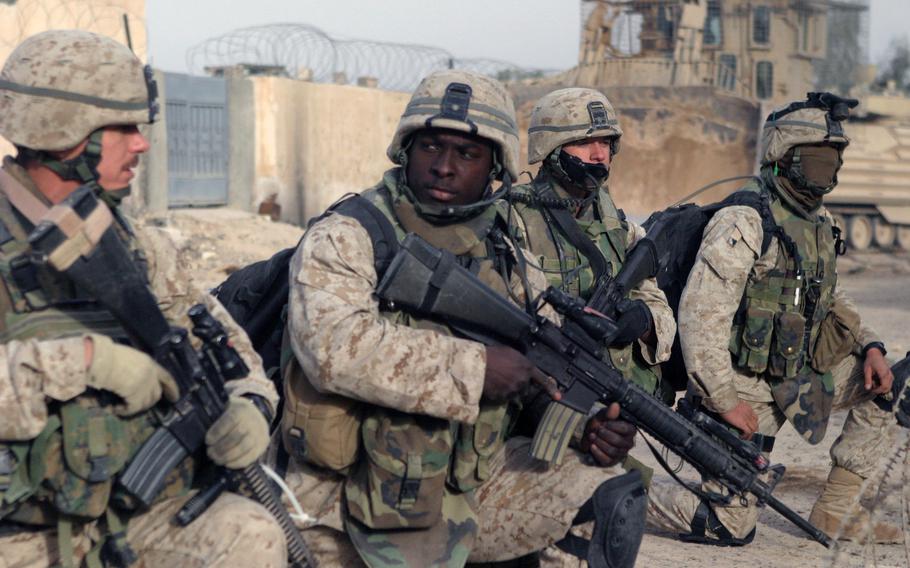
[0, 157, 283, 566]
[646, 174, 893, 540]
[507, 172, 675, 396]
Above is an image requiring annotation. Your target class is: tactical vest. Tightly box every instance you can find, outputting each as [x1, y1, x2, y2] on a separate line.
[508, 171, 661, 396]
[281, 170, 517, 537]
[0, 179, 194, 530]
[728, 182, 839, 444]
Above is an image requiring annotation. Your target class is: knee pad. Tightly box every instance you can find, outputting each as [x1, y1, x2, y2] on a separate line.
[555, 469, 646, 568]
[678, 500, 756, 547]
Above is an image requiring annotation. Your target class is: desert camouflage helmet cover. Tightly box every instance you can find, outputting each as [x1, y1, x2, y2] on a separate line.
[387, 69, 520, 180]
[527, 87, 623, 164]
[0, 30, 157, 152]
[761, 92, 855, 165]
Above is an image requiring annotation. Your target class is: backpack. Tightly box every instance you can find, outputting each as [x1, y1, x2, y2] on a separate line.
[641, 188, 781, 391]
[213, 195, 399, 379]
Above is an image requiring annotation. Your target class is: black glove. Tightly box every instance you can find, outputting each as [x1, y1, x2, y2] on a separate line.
[612, 299, 652, 346]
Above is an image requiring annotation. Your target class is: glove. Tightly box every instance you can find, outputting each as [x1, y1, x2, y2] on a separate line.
[611, 299, 652, 346]
[87, 334, 179, 416]
[205, 396, 270, 469]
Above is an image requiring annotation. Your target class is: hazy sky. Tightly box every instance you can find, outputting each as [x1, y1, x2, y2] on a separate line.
[146, 0, 910, 75]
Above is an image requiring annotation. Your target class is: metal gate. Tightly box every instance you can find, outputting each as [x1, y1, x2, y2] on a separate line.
[164, 72, 228, 206]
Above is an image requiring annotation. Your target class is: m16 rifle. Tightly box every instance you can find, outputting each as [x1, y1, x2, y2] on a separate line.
[374, 229, 834, 548]
[27, 186, 312, 567]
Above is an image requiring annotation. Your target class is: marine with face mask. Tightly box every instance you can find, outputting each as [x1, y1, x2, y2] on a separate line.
[646, 92, 900, 545]
[0, 30, 283, 566]
[505, 88, 675, 455]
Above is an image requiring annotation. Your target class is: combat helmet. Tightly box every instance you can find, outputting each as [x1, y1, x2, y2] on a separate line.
[0, 30, 157, 186]
[387, 69, 519, 183]
[761, 92, 857, 194]
[761, 92, 857, 165]
[527, 87, 622, 164]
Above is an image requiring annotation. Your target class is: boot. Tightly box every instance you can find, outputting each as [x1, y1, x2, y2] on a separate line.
[808, 466, 902, 544]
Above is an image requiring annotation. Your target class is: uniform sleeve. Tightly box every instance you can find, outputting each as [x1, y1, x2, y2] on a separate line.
[138, 225, 279, 413]
[287, 215, 487, 424]
[0, 336, 87, 440]
[679, 207, 764, 414]
[626, 221, 676, 364]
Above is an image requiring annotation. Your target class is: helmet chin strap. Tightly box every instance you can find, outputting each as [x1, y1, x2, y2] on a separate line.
[20, 129, 130, 208]
[396, 143, 507, 223]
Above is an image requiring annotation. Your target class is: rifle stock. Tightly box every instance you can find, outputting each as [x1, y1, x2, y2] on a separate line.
[376, 232, 833, 548]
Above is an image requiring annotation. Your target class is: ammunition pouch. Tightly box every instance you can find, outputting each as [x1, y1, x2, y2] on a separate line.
[735, 307, 774, 374]
[768, 311, 806, 378]
[280, 358, 363, 473]
[344, 409, 452, 530]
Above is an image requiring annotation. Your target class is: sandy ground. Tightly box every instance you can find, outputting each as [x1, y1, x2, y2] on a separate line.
[147, 209, 910, 568]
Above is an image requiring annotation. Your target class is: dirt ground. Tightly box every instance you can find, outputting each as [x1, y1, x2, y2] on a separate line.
[148, 209, 910, 568]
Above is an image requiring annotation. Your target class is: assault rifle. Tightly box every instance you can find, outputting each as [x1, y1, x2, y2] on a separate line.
[27, 186, 312, 567]
[375, 231, 834, 548]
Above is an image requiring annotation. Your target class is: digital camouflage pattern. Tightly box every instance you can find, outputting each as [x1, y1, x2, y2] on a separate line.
[0, 30, 154, 152]
[282, 167, 559, 566]
[527, 88, 623, 164]
[648, 353, 894, 540]
[646, 173, 891, 540]
[386, 70, 520, 181]
[507, 170, 675, 396]
[726, 179, 839, 443]
[0, 492, 286, 568]
[0, 157, 281, 563]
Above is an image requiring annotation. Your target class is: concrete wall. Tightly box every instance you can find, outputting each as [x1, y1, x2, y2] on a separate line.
[252, 77, 409, 225]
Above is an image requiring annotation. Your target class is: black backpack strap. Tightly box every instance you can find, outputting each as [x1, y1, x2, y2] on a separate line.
[535, 184, 610, 283]
[714, 190, 781, 257]
[327, 195, 400, 280]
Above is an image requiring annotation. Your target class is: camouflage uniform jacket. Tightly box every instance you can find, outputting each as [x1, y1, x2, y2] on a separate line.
[681, 178, 878, 417]
[0, 158, 278, 440]
[506, 170, 675, 394]
[284, 169, 555, 565]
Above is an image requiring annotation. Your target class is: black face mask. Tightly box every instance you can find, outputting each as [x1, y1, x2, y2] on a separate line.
[557, 150, 610, 190]
[792, 145, 842, 194]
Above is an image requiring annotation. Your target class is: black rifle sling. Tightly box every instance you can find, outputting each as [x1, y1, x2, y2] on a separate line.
[536, 183, 610, 285]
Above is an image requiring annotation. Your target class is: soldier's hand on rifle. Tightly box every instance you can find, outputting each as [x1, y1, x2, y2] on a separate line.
[580, 402, 636, 467]
[612, 299, 653, 346]
[720, 400, 759, 440]
[84, 334, 179, 416]
[205, 396, 270, 469]
[863, 346, 893, 395]
[484, 345, 560, 403]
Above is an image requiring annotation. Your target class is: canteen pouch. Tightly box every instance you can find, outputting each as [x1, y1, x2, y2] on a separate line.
[281, 360, 363, 473]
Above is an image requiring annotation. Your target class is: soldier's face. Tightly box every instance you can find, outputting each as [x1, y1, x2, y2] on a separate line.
[562, 137, 612, 166]
[95, 125, 150, 190]
[406, 129, 494, 206]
